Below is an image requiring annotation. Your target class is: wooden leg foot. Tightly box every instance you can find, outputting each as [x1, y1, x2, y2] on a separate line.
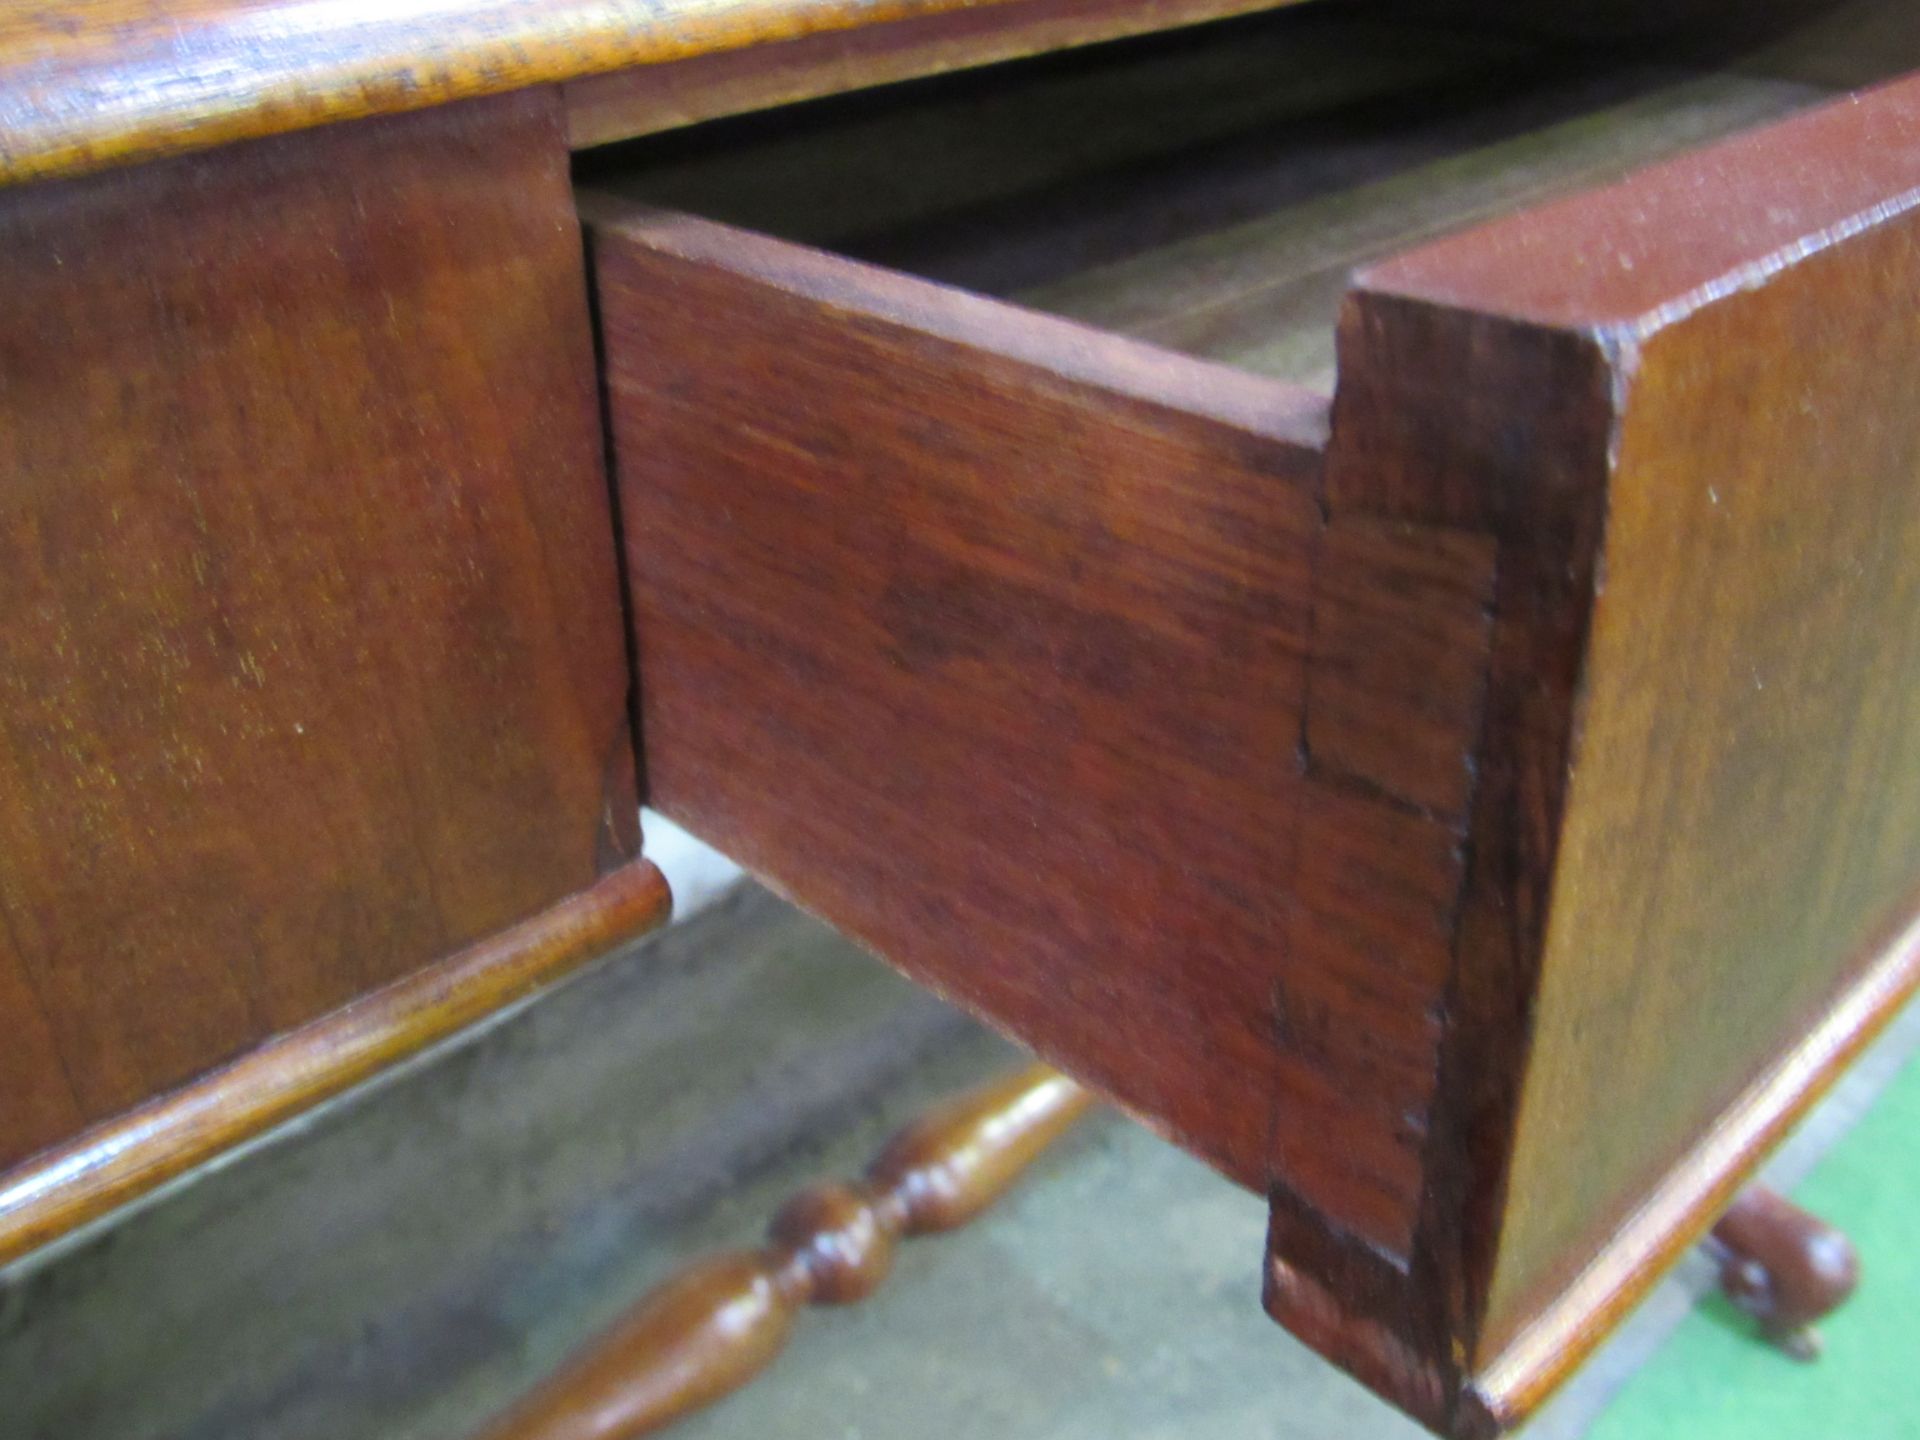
[1706, 1186, 1859, 1359]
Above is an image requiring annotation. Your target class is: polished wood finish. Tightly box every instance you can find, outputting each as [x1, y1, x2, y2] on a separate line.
[0, 861, 669, 1268]
[1458, 915, 1920, 1428]
[0, 90, 644, 1211]
[591, 49, 1920, 1433]
[1308, 68, 1920, 1430]
[0, 0, 1329, 186]
[1708, 1186, 1860, 1358]
[473, 1064, 1093, 1439]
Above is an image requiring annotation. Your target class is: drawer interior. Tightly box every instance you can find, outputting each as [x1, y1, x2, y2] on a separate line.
[574, 0, 1915, 392]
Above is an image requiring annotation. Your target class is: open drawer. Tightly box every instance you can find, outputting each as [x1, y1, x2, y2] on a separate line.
[576, 11, 1920, 1433]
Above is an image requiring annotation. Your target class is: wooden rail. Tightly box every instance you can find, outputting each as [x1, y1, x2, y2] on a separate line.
[474, 1062, 1094, 1439]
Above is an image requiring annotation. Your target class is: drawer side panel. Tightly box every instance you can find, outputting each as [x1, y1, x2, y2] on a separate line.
[595, 206, 1470, 1230]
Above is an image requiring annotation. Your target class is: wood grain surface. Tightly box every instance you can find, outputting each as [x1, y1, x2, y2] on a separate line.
[5, 0, 1914, 1426]
[592, 202, 1326, 1195]
[588, 201, 1504, 1265]
[1272, 524, 1493, 1259]
[0, 90, 640, 1191]
[1321, 65, 1920, 1430]
[1483, 178, 1920, 1378]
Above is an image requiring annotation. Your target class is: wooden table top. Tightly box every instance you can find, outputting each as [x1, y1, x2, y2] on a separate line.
[0, 0, 1317, 186]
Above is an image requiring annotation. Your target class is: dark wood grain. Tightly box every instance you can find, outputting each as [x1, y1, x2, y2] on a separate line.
[0, 91, 640, 1188]
[473, 1064, 1091, 1439]
[5, 0, 1913, 1429]
[592, 202, 1326, 1194]
[1303, 519, 1494, 820]
[1316, 67, 1920, 1430]
[589, 203, 1496, 1262]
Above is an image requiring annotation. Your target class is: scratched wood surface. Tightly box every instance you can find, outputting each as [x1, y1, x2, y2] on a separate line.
[0, 91, 640, 1185]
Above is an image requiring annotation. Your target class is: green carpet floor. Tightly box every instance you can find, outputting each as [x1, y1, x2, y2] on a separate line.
[1591, 1053, 1920, 1440]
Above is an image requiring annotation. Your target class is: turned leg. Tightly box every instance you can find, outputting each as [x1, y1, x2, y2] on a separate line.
[473, 1063, 1093, 1439]
[1706, 1185, 1860, 1359]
